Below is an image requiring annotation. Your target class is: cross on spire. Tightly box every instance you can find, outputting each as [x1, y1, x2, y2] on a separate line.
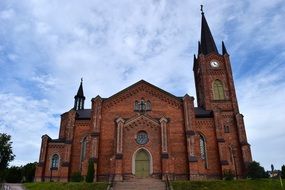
[200, 5, 204, 14]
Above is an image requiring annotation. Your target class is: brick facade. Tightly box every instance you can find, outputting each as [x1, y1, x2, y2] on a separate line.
[35, 12, 252, 182]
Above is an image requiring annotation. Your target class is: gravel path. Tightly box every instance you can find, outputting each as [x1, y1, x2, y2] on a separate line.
[2, 183, 25, 190]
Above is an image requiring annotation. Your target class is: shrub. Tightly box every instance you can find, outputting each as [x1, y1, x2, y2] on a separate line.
[70, 172, 83, 182]
[85, 158, 94, 182]
[246, 161, 267, 179]
[5, 166, 22, 183]
[22, 162, 37, 182]
[281, 165, 285, 179]
[223, 170, 234, 180]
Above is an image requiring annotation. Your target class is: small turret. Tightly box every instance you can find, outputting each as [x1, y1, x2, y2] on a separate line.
[74, 78, 85, 110]
[222, 41, 229, 55]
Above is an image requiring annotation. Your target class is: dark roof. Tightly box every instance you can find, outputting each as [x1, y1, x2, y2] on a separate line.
[194, 107, 213, 118]
[76, 109, 91, 119]
[74, 80, 85, 99]
[200, 13, 218, 55]
[49, 139, 66, 143]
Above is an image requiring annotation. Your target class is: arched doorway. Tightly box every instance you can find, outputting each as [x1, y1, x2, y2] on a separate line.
[135, 149, 150, 177]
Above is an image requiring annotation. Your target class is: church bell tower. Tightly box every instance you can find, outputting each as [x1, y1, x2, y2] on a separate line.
[193, 7, 239, 113]
[193, 6, 252, 177]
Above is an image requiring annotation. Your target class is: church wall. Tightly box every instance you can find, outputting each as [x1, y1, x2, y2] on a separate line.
[43, 143, 66, 181]
[221, 112, 245, 177]
[70, 120, 90, 176]
[97, 88, 188, 180]
[195, 118, 221, 178]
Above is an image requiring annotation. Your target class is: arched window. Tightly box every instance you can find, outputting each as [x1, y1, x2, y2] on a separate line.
[199, 134, 208, 168]
[213, 80, 225, 100]
[146, 100, 151, 111]
[51, 154, 59, 168]
[224, 125, 230, 133]
[81, 137, 87, 161]
[134, 100, 140, 111]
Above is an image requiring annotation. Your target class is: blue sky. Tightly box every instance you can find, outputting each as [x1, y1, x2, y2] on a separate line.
[0, 0, 285, 170]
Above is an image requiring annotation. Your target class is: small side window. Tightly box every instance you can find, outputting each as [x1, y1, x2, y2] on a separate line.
[51, 154, 59, 168]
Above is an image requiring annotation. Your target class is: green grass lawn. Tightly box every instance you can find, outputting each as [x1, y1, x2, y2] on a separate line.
[171, 179, 285, 190]
[24, 182, 108, 190]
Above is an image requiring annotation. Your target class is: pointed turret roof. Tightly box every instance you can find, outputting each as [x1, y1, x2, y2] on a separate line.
[74, 78, 85, 99]
[200, 7, 219, 55]
[222, 41, 228, 55]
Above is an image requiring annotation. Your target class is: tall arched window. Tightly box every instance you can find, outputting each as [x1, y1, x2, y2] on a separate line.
[199, 134, 208, 168]
[81, 137, 87, 161]
[213, 80, 225, 100]
[51, 154, 59, 168]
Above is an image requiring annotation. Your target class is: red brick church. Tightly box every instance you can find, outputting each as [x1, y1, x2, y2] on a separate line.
[35, 10, 252, 182]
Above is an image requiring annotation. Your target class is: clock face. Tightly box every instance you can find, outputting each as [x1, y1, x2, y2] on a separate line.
[136, 131, 148, 145]
[210, 60, 220, 68]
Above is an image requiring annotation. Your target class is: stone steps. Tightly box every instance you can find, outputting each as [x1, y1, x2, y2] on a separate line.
[113, 178, 166, 190]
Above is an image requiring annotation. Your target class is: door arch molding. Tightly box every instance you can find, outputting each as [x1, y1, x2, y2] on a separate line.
[132, 147, 153, 175]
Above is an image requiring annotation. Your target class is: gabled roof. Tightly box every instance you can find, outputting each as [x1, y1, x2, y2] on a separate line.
[104, 80, 182, 103]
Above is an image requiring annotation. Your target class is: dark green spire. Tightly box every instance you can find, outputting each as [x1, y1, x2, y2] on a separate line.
[200, 6, 219, 55]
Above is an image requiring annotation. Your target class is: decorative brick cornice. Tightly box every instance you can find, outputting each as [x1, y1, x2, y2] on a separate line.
[124, 114, 160, 131]
[103, 81, 182, 110]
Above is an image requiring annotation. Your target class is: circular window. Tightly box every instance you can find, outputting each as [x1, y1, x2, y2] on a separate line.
[136, 131, 149, 145]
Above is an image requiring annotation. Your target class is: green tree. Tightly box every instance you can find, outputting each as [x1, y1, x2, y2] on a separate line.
[5, 166, 22, 183]
[281, 165, 285, 179]
[246, 161, 267, 179]
[86, 158, 94, 182]
[22, 162, 37, 182]
[0, 133, 15, 181]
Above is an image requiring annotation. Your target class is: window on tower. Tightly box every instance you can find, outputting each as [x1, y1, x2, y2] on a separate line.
[213, 80, 225, 100]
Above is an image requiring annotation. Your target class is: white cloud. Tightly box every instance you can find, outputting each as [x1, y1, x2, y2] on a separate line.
[0, 93, 58, 166]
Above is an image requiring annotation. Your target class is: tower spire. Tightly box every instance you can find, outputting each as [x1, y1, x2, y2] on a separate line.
[200, 5, 219, 55]
[74, 78, 85, 110]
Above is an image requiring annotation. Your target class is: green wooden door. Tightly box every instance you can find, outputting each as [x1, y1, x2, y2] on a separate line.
[135, 150, 150, 177]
